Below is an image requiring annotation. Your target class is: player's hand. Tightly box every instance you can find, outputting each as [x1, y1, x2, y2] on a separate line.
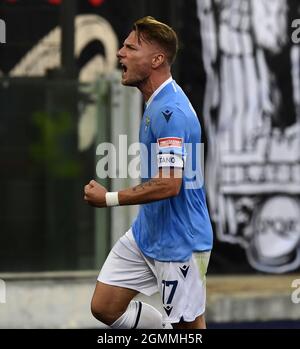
[84, 180, 107, 208]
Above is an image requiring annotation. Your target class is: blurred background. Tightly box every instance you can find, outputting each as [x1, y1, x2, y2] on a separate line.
[0, 0, 300, 328]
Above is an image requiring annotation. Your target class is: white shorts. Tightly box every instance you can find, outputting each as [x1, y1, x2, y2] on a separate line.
[98, 229, 210, 323]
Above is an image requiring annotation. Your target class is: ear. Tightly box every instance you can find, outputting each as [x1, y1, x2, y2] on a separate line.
[152, 53, 165, 68]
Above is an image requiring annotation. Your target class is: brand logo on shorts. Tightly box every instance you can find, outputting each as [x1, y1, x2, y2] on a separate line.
[163, 305, 173, 316]
[179, 265, 190, 278]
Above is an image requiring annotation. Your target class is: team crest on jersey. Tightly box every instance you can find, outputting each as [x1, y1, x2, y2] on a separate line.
[145, 116, 150, 131]
[162, 109, 173, 122]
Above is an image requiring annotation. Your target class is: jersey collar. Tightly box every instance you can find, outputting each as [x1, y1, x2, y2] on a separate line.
[145, 77, 173, 110]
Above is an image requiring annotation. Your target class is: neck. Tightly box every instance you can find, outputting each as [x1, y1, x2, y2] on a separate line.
[138, 70, 172, 102]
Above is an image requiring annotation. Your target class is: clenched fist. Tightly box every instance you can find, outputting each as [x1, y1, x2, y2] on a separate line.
[84, 180, 108, 208]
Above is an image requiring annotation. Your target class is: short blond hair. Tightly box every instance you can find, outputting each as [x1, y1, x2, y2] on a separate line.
[133, 16, 178, 65]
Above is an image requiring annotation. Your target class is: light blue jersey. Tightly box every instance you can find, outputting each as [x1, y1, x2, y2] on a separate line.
[132, 79, 213, 262]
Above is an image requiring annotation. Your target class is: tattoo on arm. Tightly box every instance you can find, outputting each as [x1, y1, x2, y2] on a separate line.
[132, 178, 165, 192]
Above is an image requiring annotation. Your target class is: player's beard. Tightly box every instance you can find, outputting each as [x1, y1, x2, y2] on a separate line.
[121, 70, 148, 88]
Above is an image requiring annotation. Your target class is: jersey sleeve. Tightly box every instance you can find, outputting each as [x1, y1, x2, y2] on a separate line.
[151, 106, 189, 169]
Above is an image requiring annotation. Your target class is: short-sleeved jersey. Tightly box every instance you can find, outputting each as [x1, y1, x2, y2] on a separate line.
[132, 79, 213, 262]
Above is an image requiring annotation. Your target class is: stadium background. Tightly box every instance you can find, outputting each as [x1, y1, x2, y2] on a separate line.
[0, 0, 300, 328]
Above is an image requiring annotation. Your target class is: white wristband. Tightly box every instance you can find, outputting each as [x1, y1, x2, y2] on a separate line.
[105, 192, 119, 207]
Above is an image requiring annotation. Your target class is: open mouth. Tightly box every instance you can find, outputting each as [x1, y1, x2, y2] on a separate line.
[121, 63, 128, 74]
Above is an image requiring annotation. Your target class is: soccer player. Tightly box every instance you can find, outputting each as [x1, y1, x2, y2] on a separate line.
[84, 16, 213, 329]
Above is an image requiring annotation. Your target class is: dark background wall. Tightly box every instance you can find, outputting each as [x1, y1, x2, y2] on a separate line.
[0, 0, 299, 274]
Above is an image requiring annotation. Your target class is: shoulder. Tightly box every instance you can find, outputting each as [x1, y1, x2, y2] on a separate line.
[150, 103, 192, 140]
[151, 104, 186, 129]
[154, 102, 188, 123]
[155, 86, 197, 120]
